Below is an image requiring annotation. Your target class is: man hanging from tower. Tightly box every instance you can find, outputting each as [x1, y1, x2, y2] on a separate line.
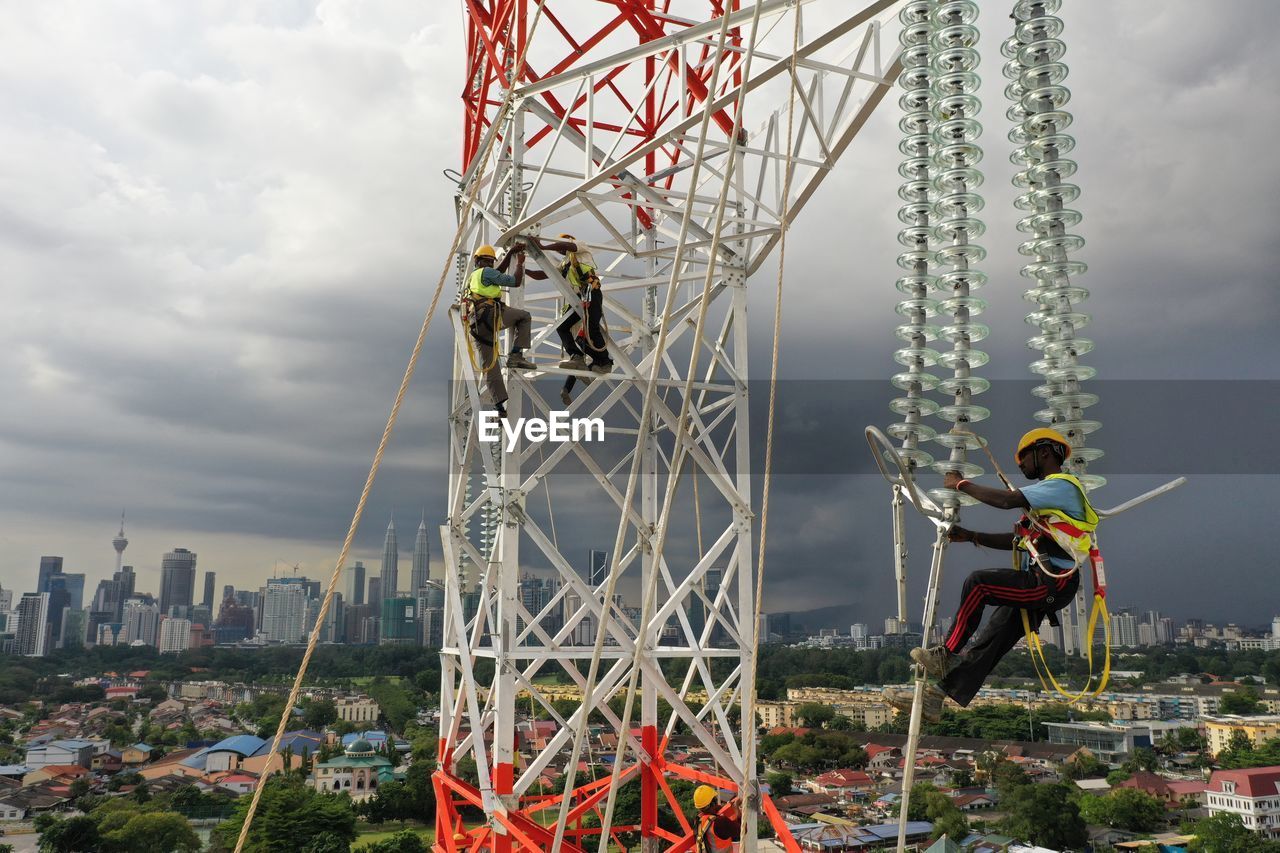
[883, 428, 1097, 721]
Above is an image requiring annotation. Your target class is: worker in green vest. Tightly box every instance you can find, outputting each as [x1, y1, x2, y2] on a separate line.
[883, 428, 1096, 721]
[466, 243, 534, 418]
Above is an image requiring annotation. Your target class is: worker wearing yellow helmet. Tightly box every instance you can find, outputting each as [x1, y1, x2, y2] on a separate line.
[883, 427, 1098, 722]
[692, 785, 741, 852]
[466, 243, 535, 418]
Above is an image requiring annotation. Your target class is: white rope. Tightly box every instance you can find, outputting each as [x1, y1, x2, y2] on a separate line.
[230, 3, 551, 850]
[549, 6, 749, 848]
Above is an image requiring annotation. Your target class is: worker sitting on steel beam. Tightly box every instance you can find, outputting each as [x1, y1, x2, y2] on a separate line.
[883, 428, 1096, 722]
[693, 785, 741, 852]
[466, 243, 535, 419]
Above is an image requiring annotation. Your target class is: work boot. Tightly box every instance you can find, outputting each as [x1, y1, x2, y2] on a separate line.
[559, 355, 587, 370]
[882, 685, 945, 724]
[559, 389, 573, 407]
[507, 353, 537, 371]
[910, 645, 957, 680]
[589, 360, 614, 375]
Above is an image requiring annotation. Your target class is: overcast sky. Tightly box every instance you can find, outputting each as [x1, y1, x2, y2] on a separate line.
[2, 1, 1276, 628]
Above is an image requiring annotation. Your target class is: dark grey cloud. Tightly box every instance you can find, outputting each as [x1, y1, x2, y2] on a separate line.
[0, 1, 1275, 630]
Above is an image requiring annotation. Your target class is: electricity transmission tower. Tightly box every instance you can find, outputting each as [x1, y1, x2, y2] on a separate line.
[435, 2, 905, 850]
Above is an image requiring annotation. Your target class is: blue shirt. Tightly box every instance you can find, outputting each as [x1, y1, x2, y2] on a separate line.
[1018, 477, 1088, 570]
[479, 267, 516, 288]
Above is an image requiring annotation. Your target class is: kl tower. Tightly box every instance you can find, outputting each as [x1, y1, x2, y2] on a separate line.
[113, 512, 128, 572]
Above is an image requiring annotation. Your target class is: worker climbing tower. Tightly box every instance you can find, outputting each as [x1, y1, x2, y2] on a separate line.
[435, 2, 908, 850]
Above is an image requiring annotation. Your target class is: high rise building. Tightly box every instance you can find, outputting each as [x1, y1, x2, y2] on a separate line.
[37, 557, 63, 594]
[382, 518, 399, 597]
[0, 584, 12, 616]
[15, 593, 51, 657]
[158, 617, 193, 654]
[1111, 609, 1139, 648]
[202, 572, 217, 609]
[122, 598, 160, 646]
[261, 579, 308, 644]
[48, 573, 85, 612]
[159, 548, 198, 616]
[214, 597, 256, 645]
[850, 623, 868, 641]
[367, 576, 382, 608]
[884, 616, 905, 636]
[587, 550, 608, 588]
[412, 517, 431, 592]
[222, 584, 234, 602]
[380, 597, 417, 646]
[1273, 616, 1280, 640]
[346, 561, 367, 606]
[418, 582, 446, 649]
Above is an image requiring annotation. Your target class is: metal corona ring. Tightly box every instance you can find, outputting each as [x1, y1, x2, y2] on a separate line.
[889, 0, 941, 472]
[928, 0, 989, 506]
[1004, 0, 1104, 489]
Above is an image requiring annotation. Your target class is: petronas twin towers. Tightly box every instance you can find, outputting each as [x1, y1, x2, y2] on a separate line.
[379, 514, 432, 598]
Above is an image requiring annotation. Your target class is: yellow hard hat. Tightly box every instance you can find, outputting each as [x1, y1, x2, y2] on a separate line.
[693, 784, 717, 809]
[474, 244, 497, 260]
[1015, 427, 1071, 464]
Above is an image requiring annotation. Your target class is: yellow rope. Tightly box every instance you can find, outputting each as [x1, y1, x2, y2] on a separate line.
[230, 3, 551, 850]
[462, 298, 502, 372]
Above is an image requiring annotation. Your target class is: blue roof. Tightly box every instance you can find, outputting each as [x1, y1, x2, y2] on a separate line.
[341, 731, 387, 747]
[255, 730, 323, 757]
[47, 739, 96, 749]
[209, 735, 266, 757]
[129, 743, 153, 753]
[180, 748, 211, 769]
[864, 822, 932, 840]
[0, 765, 30, 774]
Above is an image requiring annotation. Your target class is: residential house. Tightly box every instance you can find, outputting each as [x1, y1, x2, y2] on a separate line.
[1114, 771, 1207, 811]
[122, 743, 154, 766]
[809, 769, 876, 799]
[22, 764, 92, 788]
[24, 738, 96, 770]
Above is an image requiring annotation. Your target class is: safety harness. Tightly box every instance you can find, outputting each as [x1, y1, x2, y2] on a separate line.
[1016, 472, 1112, 703]
[462, 268, 503, 371]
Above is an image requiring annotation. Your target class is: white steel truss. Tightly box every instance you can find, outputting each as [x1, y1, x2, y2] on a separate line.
[439, 2, 906, 848]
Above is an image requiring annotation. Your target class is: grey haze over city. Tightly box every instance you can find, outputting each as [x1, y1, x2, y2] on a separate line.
[2, 1, 1277, 627]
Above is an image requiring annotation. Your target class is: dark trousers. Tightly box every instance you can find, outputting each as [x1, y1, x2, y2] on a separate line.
[556, 289, 609, 365]
[938, 566, 1079, 707]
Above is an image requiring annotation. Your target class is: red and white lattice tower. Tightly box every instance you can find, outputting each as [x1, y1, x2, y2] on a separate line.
[435, 2, 905, 850]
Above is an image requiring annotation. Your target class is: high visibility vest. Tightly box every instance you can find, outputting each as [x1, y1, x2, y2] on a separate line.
[560, 261, 598, 294]
[1016, 472, 1099, 567]
[696, 813, 737, 853]
[469, 267, 503, 300]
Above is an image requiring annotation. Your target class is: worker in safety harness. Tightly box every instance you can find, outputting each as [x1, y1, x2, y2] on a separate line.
[883, 428, 1097, 722]
[465, 243, 535, 419]
[692, 785, 741, 852]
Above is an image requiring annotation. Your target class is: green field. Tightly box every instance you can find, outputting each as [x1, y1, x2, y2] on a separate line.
[354, 821, 434, 849]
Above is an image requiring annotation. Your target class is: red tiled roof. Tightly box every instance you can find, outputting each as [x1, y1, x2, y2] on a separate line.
[1207, 767, 1280, 798]
[813, 769, 873, 787]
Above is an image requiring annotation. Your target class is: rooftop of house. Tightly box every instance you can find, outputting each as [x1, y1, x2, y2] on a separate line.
[1207, 766, 1280, 798]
